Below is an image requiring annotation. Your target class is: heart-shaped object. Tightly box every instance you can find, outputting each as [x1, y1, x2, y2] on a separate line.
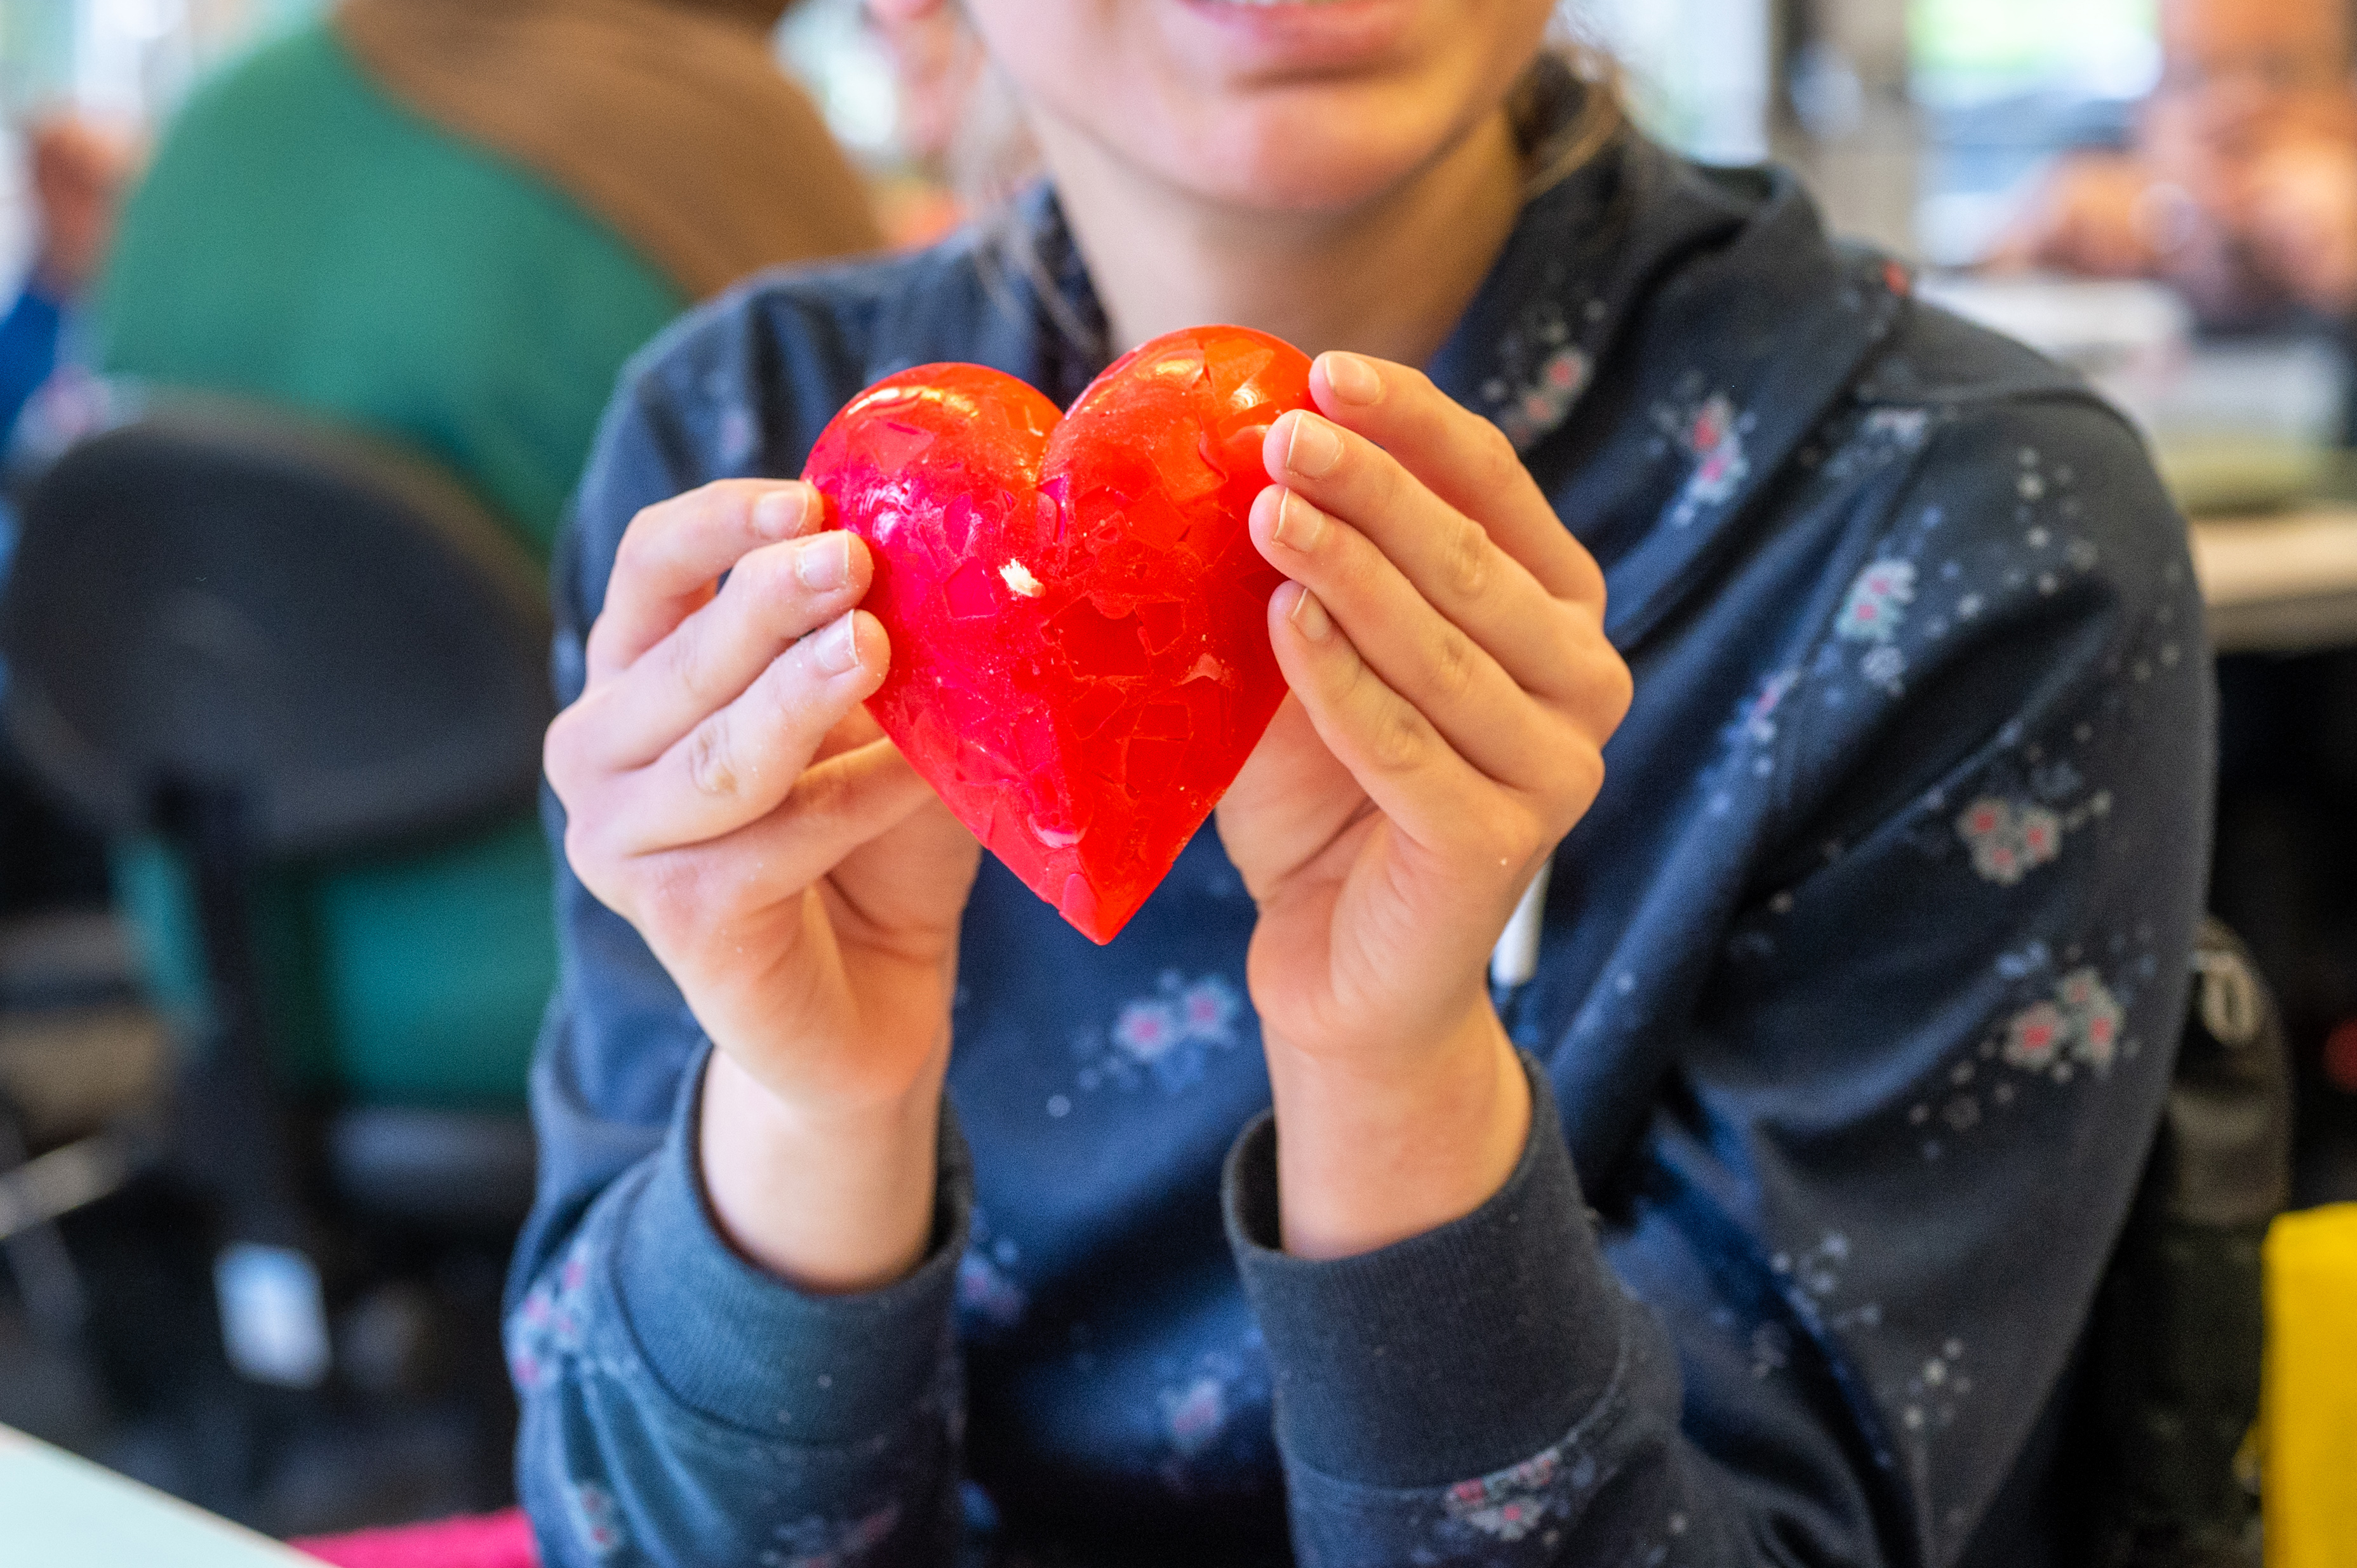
[805, 326, 1311, 943]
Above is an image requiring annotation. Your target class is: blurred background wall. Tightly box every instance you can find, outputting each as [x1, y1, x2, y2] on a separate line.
[0, 0, 2186, 276]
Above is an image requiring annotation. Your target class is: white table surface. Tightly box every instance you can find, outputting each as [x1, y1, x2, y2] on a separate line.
[0, 1423, 314, 1566]
[2191, 507, 2357, 654]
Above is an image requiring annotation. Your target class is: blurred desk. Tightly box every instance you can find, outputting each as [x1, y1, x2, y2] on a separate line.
[2193, 508, 2357, 654]
[0, 1423, 314, 1566]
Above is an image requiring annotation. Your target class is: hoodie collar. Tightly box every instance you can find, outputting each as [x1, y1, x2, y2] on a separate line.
[1430, 135, 1911, 653]
[995, 131, 1907, 659]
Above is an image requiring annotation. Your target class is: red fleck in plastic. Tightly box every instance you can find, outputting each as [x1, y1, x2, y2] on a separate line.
[805, 326, 1311, 943]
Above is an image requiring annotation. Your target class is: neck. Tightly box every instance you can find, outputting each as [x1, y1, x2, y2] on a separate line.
[1036, 112, 1525, 368]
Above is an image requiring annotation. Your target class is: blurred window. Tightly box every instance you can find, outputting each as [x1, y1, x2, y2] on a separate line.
[777, 0, 900, 168]
[1575, 0, 1775, 165]
[1912, 0, 2160, 110]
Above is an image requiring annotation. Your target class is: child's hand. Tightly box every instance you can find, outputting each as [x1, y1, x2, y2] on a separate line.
[1217, 354, 1630, 1260]
[545, 479, 980, 1290]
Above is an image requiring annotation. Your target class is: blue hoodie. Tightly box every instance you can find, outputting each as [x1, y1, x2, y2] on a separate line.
[509, 127, 2213, 1568]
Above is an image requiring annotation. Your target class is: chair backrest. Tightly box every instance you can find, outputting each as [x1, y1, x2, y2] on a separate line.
[0, 397, 552, 858]
[2082, 917, 2288, 1568]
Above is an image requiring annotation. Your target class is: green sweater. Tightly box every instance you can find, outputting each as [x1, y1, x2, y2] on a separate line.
[98, 20, 686, 1105]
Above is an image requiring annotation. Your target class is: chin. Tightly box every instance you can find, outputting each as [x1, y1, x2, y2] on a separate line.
[972, 0, 1550, 222]
[1149, 84, 1497, 217]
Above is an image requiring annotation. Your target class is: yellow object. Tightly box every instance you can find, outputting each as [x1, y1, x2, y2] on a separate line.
[2264, 1204, 2357, 1567]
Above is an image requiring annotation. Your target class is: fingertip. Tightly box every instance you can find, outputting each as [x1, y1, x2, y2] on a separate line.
[752, 482, 817, 541]
[1248, 483, 1285, 551]
[1271, 580, 1333, 645]
[848, 608, 891, 681]
[1288, 585, 1335, 644]
[1271, 578, 1306, 627]
[839, 528, 876, 588]
[798, 609, 890, 705]
[1261, 410, 1301, 482]
[1312, 350, 1385, 412]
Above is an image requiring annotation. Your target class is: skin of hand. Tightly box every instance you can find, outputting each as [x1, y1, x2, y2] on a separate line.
[544, 480, 981, 1293]
[831, 0, 1573, 1263]
[1215, 352, 1632, 1260]
[566, 0, 1593, 1290]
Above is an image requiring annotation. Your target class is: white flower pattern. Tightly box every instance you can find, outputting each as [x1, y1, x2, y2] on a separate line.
[1835, 560, 1916, 644]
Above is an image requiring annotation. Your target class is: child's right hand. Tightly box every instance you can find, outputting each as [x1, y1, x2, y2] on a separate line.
[544, 479, 980, 1289]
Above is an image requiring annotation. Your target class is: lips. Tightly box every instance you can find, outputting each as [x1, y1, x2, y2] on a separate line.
[1168, 0, 1418, 73]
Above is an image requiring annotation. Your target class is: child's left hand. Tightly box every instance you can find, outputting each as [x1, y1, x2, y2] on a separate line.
[1215, 351, 1631, 1260]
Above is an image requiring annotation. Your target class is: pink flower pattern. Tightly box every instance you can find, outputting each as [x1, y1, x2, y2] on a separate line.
[509, 1238, 594, 1392]
[566, 1480, 626, 1558]
[770, 1505, 900, 1568]
[1074, 972, 1244, 1094]
[1443, 1445, 1580, 1543]
[1737, 669, 1800, 747]
[2058, 967, 2126, 1069]
[1954, 797, 2064, 886]
[1478, 288, 1598, 451]
[1161, 1374, 1227, 1458]
[2004, 1001, 2068, 1070]
[958, 1221, 1027, 1331]
[1660, 392, 1754, 525]
[2002, 969, 2127, 1075]
[1836, 560, 1916, 644]
[1495, 347, 1593, 449]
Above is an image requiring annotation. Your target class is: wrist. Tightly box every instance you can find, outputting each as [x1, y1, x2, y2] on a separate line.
[698, 1044, 947, 1294]
[1264, 1003, 1531, 1261]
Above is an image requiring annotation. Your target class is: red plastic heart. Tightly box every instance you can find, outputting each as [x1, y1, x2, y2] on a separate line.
[805, 326, 1311, 943]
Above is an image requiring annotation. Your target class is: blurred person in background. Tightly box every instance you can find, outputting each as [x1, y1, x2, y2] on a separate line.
[0, 114, 138, 920]
[103, 0, 881, 561]
[1993, 0, 2357, 331]
[90, 0, 883, 1117]
[0, 115, 138, 451]
[862, 0, 1031, 247]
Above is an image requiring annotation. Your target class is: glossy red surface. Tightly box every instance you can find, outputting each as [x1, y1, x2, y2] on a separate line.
[805, 326, 1311, 943]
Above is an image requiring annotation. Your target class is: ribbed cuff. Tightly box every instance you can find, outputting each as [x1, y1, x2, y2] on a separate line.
[1223, 1055, 1619, 1488]
[609, 1046, 972, 1445]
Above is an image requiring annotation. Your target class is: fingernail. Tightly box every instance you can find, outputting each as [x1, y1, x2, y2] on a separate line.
[1319, 352, 1382, 406]
[1283, 412, 1344, 479]
[813, 611, 860, 674]
[1288, 585, 1333, 643]
[796, 532, 851, 591]
[1272, 490, 1327, 554]
[754, 486, 810, 539]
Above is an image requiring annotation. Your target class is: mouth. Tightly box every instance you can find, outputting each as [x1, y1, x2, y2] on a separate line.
[1171, 0, 1417, 68]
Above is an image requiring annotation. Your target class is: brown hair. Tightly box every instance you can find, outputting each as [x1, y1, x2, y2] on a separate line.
[1516, 27, 1629, 199]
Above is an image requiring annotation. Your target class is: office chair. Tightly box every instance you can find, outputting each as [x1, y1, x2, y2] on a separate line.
[0, 395, 552, 1397]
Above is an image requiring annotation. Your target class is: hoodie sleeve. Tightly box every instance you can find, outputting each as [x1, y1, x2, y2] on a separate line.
[1221, 390, 2212, 1567]
[506, 322, 974, 1568]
